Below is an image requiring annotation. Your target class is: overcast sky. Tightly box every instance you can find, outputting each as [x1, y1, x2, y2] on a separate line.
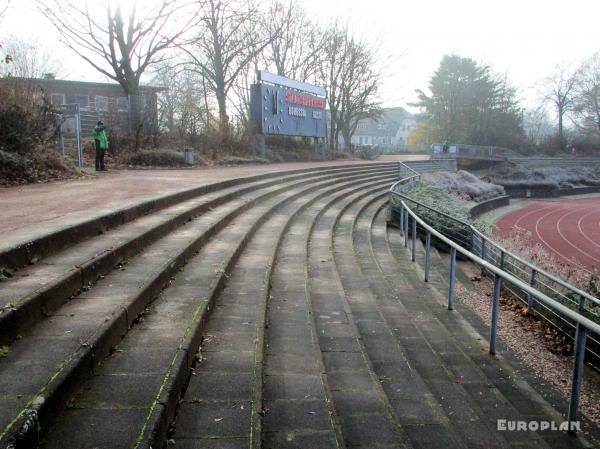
[3, 0, 600, 112]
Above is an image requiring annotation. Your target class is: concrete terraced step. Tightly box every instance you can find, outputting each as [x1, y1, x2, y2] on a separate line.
[34, 176, 398, 449]
[0, 168, 396, 449]
[0, 162, 396, 271]
[363, 202, 591, 448]
[0, 164, 393, 346]
[2, 162, 595, 449]
[169, 180, 393, 449]
[304, 189, 408, 448]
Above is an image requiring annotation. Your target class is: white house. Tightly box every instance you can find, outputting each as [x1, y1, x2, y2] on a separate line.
[345, 107, 417, 152]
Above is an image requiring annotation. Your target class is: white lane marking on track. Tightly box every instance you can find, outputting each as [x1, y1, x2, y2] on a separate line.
[534, 208, 592, 274]
[556, 208, 600, 264]
[512, 203, 555, 228]
[577, 209, 600, 250]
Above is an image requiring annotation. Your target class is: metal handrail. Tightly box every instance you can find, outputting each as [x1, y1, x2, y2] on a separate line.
[470, 227, 600, 308]
[390, 163, 600, 309]
[398, 199, 600, 336]
[389, 161, 599, 426]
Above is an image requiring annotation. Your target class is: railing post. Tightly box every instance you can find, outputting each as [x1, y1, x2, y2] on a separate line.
[411, 216, 417, 262]
[448, 248, 456, 310]
[489, 273, 503, 355]
[480, 239, 487, 275]
[527, 269, 537, 313]
[499, 250, 505, 270]
[424, 231, 431, 282]
[399, 207, 404, 235]
[404, 213, 409, 248]
[568, 296, 587, 431]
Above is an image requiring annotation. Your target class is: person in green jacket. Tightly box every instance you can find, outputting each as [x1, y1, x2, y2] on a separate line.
[93, 121, 109, 171]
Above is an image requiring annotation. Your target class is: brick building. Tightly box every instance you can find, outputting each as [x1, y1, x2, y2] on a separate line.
[3, 75, 163, 137]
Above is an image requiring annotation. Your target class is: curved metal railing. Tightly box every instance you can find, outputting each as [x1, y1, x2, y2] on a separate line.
[430, 143, 518, 160]
[388, 161, 600, 426]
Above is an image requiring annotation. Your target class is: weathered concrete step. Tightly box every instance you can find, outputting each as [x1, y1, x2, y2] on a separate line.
[0, 165, 393, 346]
[0, 162, 397, 271]
[350, 198, 500, 448]
[170, 182, 396, 449]
[368, 205, 591, 448]
[261, 183, 397, 448]
[9, 171, 398, 444]
[305, 188, 410, 448]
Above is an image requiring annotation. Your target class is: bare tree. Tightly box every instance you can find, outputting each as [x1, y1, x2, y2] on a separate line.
[184, 0, 279, 135]
[0, 35, 62, 78]
[337, 40, 382, 150]
[573, 52, 600, 138]
[317, 23, 381, 152]
[1, 0, 11, 64]
[35, 0, 197, 95]
[0, 0, 9, 21]
[35, 0, 198, 147]
[523, 106, 555, 148]
[542, 64, 578, 149]
[263, 1, 322, 82]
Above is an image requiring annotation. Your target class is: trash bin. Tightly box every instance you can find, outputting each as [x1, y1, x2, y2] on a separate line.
[184, 148, 195, 165]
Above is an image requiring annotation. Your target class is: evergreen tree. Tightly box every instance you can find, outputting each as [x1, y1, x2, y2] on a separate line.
[415, 55, 523, 148]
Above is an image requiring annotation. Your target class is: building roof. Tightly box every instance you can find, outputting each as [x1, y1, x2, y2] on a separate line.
[355, 107, 415, 137]
[4, 76, 166, 93]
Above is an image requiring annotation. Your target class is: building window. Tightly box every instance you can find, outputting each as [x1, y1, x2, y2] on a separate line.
[95, 96, 108, 112]
[116, 97, 129, 112]
[50, 93, 65, 105]
[75, 96, 89, 109]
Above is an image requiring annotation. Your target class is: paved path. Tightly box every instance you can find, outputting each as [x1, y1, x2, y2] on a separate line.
[0, 157, 425, 252]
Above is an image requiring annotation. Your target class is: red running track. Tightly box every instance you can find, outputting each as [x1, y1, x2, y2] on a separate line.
[496, 198, 600, 273]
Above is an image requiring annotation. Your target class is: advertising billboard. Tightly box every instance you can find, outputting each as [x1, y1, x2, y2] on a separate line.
[251, 71, 327, 138]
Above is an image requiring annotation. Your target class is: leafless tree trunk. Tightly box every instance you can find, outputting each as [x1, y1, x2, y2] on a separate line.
[0, 36, 62, 78]
[0, 0, 9, 21]
[542, 64, 578, 150]
[263, 1, 322, 82]
[573, 52, 600, 138]
[35, 0, 198, 148]
[183, 0, 280, 142]
[317, 23, 381, 152]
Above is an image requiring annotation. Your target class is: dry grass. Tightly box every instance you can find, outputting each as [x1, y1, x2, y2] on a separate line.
[493, 226, 598, 296]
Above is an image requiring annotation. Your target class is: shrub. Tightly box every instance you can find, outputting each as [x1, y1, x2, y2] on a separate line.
[0, 79, 59, 154]
[0, 148, 81, 185]
[392, 183, 492, 248]
[485, 162, 600, 189]
[217, 155, 269, 166]
[121, 149, 195, 167]
[355, 146, 379, 160]
[334, 151, 353, 159]
[424, 170, 505, 202]
[494, 226, 598, 297]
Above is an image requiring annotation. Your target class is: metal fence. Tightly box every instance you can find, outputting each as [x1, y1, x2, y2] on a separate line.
[388, 161, 600, 427]
[431, 143, 518, 160]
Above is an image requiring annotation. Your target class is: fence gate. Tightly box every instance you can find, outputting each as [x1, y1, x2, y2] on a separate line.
[57, 103, 83, 168]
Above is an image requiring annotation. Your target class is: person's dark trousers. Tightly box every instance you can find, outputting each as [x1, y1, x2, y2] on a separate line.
[95, 140, 106, 170]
